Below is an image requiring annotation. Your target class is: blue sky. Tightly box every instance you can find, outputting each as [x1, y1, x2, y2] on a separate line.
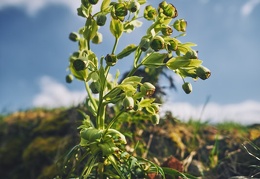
[0, 0, 260, 124]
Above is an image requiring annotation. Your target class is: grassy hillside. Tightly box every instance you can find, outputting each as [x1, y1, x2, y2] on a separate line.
[0, 107, 259, 179]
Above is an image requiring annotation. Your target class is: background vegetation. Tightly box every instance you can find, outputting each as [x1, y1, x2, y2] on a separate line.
[0, 106, 259, 178]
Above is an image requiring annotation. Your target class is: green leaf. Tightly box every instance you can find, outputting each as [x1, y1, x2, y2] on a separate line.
[166, 56, 190, 70]
[139, 98, 155, 108]
[146, 106, 156, 114]
[104, 87, 122, 101]
[124, 20, 143, 33]
[85, 99, 97, 117]
[121, 76, 143, 85]
[141, 52, 167, 68]
[108, 155, 126, 179]
[101, 0, 111, 11]
[178, 68, 197, 79]
[177, 42, 197, 54]
[118, 84, 136, 96]
[188, 59, 202, 67]
[83, 17, 98, 41]
[117, 44, 137, 59]
[162, 167, 198, 179]
[134, 47, 142, 67]
[138, 0, 146, 5]
[110, 18, 124, 39]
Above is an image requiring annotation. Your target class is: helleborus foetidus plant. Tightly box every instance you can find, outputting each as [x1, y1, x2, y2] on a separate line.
[63, 0, 210, 178]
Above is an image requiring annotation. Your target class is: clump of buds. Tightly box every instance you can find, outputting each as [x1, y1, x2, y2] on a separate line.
[158, 1, 178, 18]
[141, 82, 156, 96]
[112, 3, 128, 21]
[196, 66, 211, 80]
[144, 5, 157, 21]
[173, 19, 187, 32]
[182, 82, 192, 94]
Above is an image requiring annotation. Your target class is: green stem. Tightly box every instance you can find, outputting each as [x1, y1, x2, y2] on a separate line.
[112, 38, 119, 54]
[126, 63, 142, 78]
[103, 110, 125, 137]
[107, 110, 125, 129]
[97, 38, 119, 129]
[96, 65, 111, 130]
[84, 81, 98, 110]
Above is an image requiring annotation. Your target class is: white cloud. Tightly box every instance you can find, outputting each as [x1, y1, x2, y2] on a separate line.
[0, 0, 81, 15]
[33, 77, 260, 125]
[32, 76, 86, 108]
[241, 0, 260, 17]
[161, 100, 260, 125]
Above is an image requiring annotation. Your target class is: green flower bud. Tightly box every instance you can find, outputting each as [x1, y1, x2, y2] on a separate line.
[161, 25, 173, 36]
[159, 1, 178, 18]
[139, 37, 150, 51]
[128, 1, 140, 12]
[66, 74, 73, 83]
[81, 0, 90, 8]
[196, 66, 211, 80]
[151, 114, 160, 124]
[89, 81, 100, 94]
[173, 19, 187, 32]
[159, 1, 167, 9]
[69, 52, 80, 62]
[184, 50, 198, 59]
[92, 32, 103, 44]
[167, 39, 178, 51]
[141, 82, 156, 96]
[114, 3, 128, 18]
[123, 96, 135, 110]
[144, 5, 157, 21]
[150, 36, 165, 51]
[88, 0, 98, 5]
[105, 54, 118, 66]
[73, 59, 87, 71]
[69, 32, 80, 42]
[96, 14, 107, 26]
[182, 82, 192, 94]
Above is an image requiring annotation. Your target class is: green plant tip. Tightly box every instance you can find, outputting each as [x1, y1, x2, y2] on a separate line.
[196, 66, 211, 80]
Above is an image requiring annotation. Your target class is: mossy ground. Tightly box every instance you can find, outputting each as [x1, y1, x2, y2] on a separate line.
[0, 107, 259, 179]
